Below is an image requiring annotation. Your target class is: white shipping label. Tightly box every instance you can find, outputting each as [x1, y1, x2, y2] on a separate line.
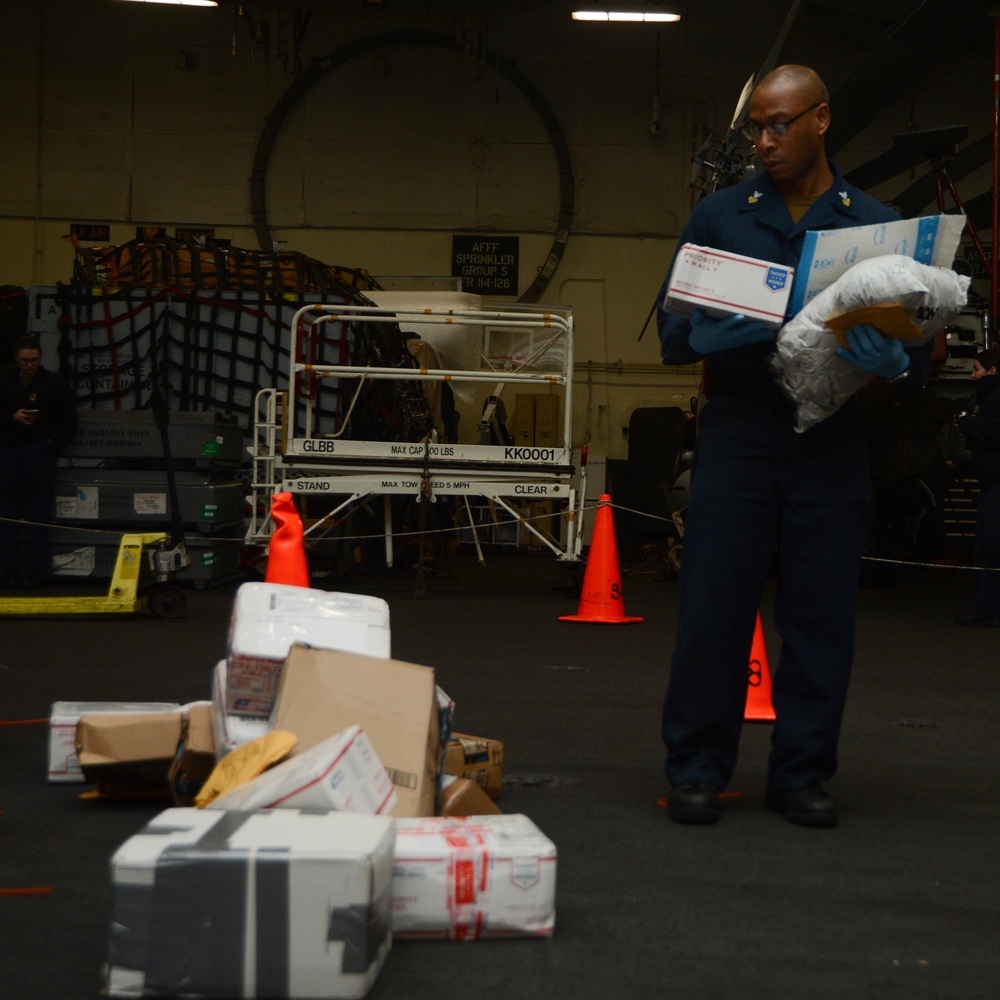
[133, 492, 167, 515]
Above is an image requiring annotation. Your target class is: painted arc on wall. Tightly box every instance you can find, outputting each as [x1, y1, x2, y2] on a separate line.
[249, 29, 575, 303]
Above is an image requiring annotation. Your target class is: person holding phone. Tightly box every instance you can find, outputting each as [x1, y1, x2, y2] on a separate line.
[0, 336, 77, 588]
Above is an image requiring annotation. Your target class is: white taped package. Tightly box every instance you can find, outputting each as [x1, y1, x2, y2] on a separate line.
[103, 808, 395, 999]
[391, 814, 557, 940]
[226, 583, 391, 717]
[772, 255, 969, 432]
[208, 725, 398, 816]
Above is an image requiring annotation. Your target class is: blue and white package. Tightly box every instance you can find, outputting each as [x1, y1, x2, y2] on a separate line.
[789, 213, 966, 316]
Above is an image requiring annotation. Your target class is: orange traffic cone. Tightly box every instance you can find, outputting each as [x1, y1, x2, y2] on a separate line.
[744, 612, 776, 721]
[559, 495, 643, 624]
[264, 491, 310, 587]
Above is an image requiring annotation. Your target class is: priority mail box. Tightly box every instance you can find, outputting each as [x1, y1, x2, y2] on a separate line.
[444, 733, 504, 800]
[271, 644, 440, 818]
[208, 726, 398, 816]
[103, 807, 395, 999]
[48, 701, 180, 783]
[211, 660, 271, 760]
[664, 243, 794, 329]
[391, 814, 556, 940]
[226, 583, 391, 718]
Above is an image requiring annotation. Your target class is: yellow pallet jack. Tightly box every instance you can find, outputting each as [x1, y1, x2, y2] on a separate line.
[0, 390, 192, 619]
[0, 531, 189, 618]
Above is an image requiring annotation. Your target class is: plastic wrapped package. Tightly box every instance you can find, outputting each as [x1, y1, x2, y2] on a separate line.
[771, 255, 970, 432]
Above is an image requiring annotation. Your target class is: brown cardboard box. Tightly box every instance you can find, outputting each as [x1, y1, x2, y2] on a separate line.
[438, 775, 502, 816]
[271, 643, 440, 818]
[76, 712, 183, 786]
[168, 702, 217, 806]
[513, 393, 535, 446]
[444, 733, 504, 800]
[534, 394, 559, 447]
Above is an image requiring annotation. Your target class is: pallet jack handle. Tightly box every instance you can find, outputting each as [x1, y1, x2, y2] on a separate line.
[150, 390, 185, 549]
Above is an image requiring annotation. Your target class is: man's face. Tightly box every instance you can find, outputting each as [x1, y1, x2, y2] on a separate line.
[746, 83, 827, 188]
[15, 350, 41, 371]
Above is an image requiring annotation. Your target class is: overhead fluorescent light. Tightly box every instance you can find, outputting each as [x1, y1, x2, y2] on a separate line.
[116, 0, 219, 7]
[572, 10, 681, 21]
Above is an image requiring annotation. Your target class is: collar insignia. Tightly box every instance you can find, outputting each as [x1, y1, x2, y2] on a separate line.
[839, 190, 851, 207]
[748, 190, 763, 204]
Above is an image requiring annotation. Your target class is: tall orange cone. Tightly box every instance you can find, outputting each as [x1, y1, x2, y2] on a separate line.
[559, 495, 643, 624]
[264, 491, 310, 587]
[744, 612, 776, 721]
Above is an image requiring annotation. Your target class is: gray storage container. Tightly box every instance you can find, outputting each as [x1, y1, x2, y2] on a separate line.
[53, 469, 245, 531]
[65, 410, 245, 466]
[50, 528, 245, 588]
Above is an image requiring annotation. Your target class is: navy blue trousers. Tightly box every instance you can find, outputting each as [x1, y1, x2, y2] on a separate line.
[973, 481, 1000, 618]
[663, 395, 871, 792]
[0, 441, 57, 578]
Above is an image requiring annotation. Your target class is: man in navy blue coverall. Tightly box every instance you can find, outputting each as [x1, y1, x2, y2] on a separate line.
[0, 336, 76, 589]
[657, 65, 932, 827]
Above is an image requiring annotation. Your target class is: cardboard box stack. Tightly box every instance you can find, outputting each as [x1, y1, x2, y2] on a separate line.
[225, 582, 391, 718]
[44, 579, 555, 998]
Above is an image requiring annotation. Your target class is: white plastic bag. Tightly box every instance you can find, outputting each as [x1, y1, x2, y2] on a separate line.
[771, 255, 969, 432]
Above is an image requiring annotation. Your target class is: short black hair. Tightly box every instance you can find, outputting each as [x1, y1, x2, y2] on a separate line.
[14, 335, 41, 355]
[976, 347, 1000, 371]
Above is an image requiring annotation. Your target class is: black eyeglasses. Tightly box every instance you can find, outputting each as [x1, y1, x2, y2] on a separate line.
[16, 355, 41, 365]
[742, 103, 820, 141]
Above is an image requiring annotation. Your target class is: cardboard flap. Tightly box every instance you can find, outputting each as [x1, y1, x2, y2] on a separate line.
[272, 644, 439, 818]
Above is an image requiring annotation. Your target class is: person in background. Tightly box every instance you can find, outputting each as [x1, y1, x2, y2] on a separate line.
[0, 336, 77, 589]
[656, 64, 933, 828]
[954, 347, 1000, 627]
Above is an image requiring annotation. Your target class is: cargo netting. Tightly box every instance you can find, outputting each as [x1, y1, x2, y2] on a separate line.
[71, 234, 378, 297]
[43, 237, 433, 445]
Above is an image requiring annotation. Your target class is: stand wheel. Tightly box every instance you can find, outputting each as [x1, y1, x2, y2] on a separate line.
[147, 584, 187, 619]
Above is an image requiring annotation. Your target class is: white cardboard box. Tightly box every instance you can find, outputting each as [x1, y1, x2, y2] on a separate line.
[208, 725, 398, 816]
[226, 584, 391, 718]
[664, 243, 794, 329]
[103, 807, 395, 999]
[391, 814, 557, 940]
[48, 701, 181, 783]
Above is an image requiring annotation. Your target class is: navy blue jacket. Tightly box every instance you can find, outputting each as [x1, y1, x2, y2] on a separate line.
[656, 161, 932, 402]
[0, 366, 77, 450]
[958, 373, 1000, 484]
